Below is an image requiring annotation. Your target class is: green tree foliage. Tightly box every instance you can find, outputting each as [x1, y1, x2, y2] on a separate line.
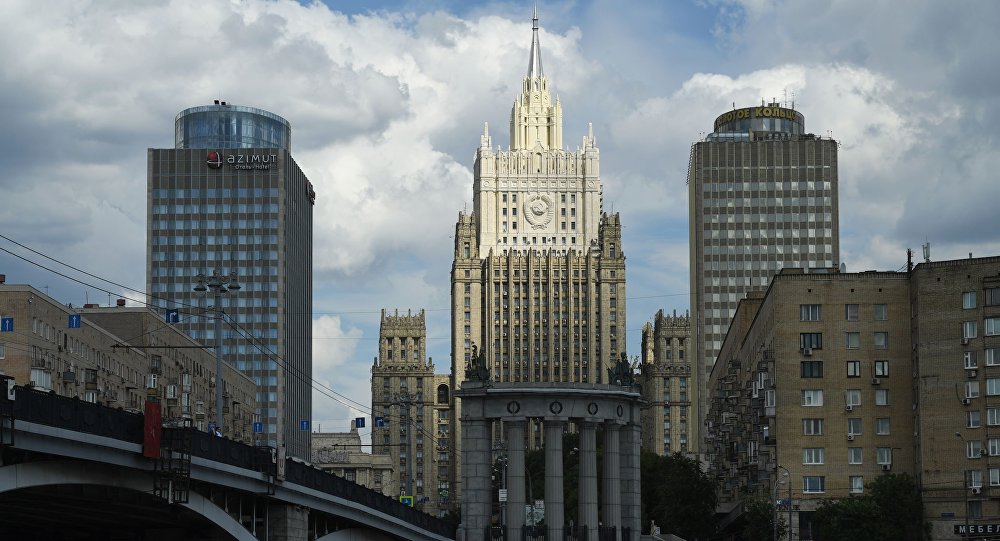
[742, 495, 786, 541]
[641, 451, 718, 539]
[812, 474, 929, 541]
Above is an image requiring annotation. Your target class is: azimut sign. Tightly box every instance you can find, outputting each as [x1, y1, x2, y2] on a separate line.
[207, 151, 278, 170]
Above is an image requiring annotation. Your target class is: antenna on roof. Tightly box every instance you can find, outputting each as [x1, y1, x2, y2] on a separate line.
[922, 241, 931, 263]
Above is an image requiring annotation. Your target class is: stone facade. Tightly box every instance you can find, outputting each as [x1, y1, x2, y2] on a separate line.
[370, 309, 451, 517]
[0, 284, 257, 442]
[450, 15, 627, 507]
[639, 309, 694, 456]
[311, 421, 394, 496]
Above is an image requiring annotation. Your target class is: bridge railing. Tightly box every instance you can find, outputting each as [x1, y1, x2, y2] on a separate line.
[284, 458, 456, 539]
[11, 386, 144, 443]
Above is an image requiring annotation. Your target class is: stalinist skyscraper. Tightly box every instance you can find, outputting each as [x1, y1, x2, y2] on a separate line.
[449, 12, 627, 501]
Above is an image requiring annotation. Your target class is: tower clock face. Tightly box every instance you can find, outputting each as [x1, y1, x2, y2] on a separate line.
[524, 194, 554, 229]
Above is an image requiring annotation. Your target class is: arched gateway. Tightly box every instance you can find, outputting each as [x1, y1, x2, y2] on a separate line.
[455, 378, 642, 541]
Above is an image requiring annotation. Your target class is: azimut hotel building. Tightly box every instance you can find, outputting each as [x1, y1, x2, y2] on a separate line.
[147, 103, 315, 458]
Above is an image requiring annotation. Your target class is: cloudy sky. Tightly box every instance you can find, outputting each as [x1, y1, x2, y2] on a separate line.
[1, 0, 998, 439]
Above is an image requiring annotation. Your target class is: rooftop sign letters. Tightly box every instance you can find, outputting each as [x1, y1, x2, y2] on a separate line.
[714, 106, 804, 132]
[207, 151, 277, 171]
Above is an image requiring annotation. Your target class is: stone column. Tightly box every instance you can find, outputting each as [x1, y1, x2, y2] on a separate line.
[505, 419, 527, 541]
[620, 422, 642, 541]
[267, 503, 308, 541]
[602, 422, 622, 540]
[544, 419, 565, 540]
[460, 417, 492, 540]
[578, 421, 599, 540]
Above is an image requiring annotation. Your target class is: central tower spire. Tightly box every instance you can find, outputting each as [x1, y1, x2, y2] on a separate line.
[527, 5, 543, 79]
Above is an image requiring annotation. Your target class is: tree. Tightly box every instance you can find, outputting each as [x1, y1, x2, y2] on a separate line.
[812, 474, 929, 541]
[641, 451, 718, 539]
[742, 495, 786, 541]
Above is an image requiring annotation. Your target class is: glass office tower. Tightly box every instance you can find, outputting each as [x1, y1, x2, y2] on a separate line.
[148, 103, 314, 458]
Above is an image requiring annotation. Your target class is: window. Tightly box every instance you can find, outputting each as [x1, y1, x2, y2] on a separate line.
[850, 475, 864, 494]
[847, 360, 861, 377]
[969, 410, 982, 428]
[801, 390, 824, 406]
[991, 468, 1000, 487]
[970, 500, 984, 520]
[877, 447, 893, 465]
[988, 287, 1000, 306]
[874, 332, 888, 350]
[989, 378, 1000, 396]
[875, 389, 889, 406]
[876, 418, 890, 435]
[964, 321, 978, 340]
[967, 440, 984, 459]
[874, 360, 889, 377]
[845, 304, 859, 321]
[0, 342, 4, 359]
[987, 318, 1000, 336]
[990, 438, 1000, 456]
[802, 418, 824, 435]
[847, 418, 862, 436]
[966, 351, 980, 369]
[803, 476, 825, 493]
[800, 333, 823, 350]
[969, 470, 984, 489]
[846, 389, 861, 407]
[800, 361, 823, 378]
[846, 332, 860, 349]
[873, 304, 888, 321]
[964, 291, 978, 309]
[987, 348, 1000, 366]
[989, 407, 1000, 426]
[803, 448, 825, 465]
[968, 381, 981, 399]
[800, 304, 821, 321]
[848, 447, 863, 464]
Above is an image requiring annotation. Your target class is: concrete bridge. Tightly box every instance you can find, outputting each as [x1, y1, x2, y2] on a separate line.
[0, 380, 455, 541]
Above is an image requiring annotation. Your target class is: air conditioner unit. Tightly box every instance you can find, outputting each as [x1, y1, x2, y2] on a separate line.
[871, 378, 881, 385]
[963, 398, 973, 405]
[802, 348, 813, 357]
[846, 405, 854, 412]
[847, 434, 855, 441]
[982, 449, 990, 457]
[972, 487, 983, 495]
[963, 338, 971, 345]
[881, 464, 892, 472]
[968, 370, 979, 378]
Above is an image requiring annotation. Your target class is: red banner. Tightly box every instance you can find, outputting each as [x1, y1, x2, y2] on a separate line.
[143, 400, 162, 459]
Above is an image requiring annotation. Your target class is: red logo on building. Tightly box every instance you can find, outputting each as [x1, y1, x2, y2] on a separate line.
[206, 151, 223, 169]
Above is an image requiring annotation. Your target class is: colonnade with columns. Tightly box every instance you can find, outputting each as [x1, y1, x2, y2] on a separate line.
[455, 382, 642, 541]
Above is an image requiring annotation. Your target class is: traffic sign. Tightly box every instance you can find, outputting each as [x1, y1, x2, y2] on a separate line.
[375, 416, 385, 427]
[67, 315, 81, 329]
[400, 495, 414, 507]
[499, 489, 508, 502]
[355, 416, 365, 428]
[253, 422, 263, 433]
[0, 317, 12, 332]
[165, 309, 180, 323]
[300, 420, 310, 431]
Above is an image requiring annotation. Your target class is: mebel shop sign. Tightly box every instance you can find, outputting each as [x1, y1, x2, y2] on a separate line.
[206, 151, 277, 171]
[956, 523, 1000, 536]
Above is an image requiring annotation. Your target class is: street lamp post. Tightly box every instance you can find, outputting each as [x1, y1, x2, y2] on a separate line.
[956, 432, 971, 537]
[195, 270, 240, 435]
[773, 465, 791, 541]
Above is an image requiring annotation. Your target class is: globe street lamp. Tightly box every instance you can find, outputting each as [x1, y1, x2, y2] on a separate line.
[194, 270, 240, 435]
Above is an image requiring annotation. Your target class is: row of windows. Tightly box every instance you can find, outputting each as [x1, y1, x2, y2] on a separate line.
[151, 234, 279, 246]
[703, 196, 834, 210]
[498, 236, 577, 245]
[706, 227, 835, 240]
[152, 203, 279, 214]
[962, 318, 1000, 339]
[800, 304, 889, 322]
[799, 332, 890, 350]
[151, 219, 279, 229]
[702, 180, 833, 193]
[962, 288, 1000, 309]
[963, 348, 1000, 368]
[802, 447, 893, 465]
[150, 281, 279, 293]
[704, 244, 835, 256]
[151, 188, 280, 198]
[961, 380, 1000, 398]
[501, 193, 577, 204]
[800, 389, 891, 407]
